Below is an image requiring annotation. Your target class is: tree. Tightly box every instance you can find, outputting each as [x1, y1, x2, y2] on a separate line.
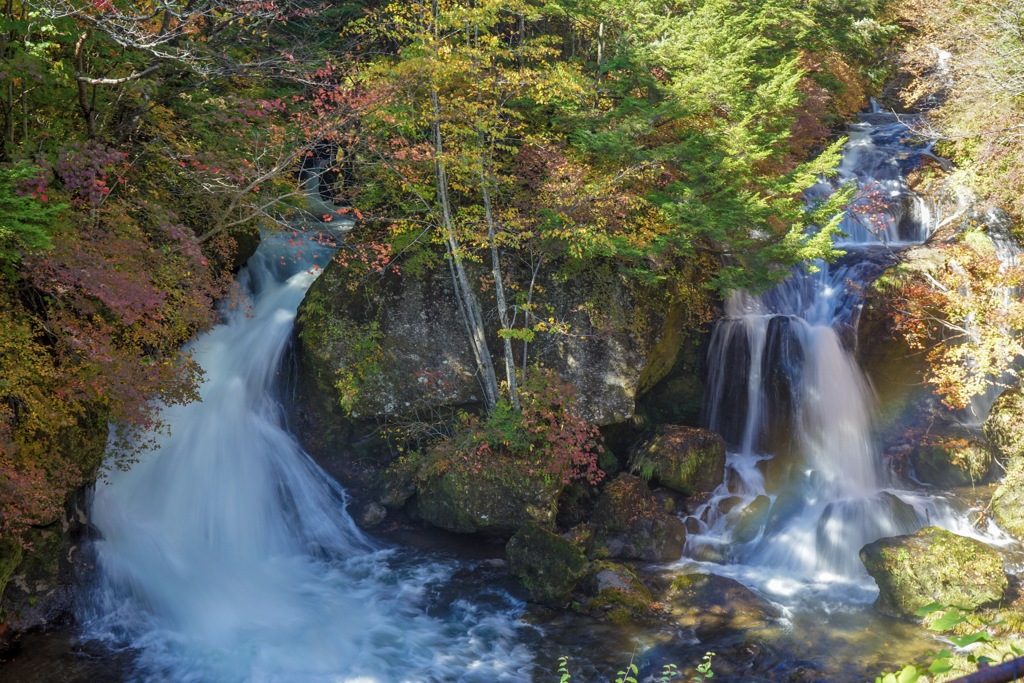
[879, 231, 1024, 410]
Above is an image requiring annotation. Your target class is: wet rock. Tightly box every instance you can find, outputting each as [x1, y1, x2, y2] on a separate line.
[731, 495, 771, 544]
[910, 436, 992, 487]
[991, 461, 1024, 542]
[666, 572, 781, 636]
[629, 425, 727, 497]
[984, 388, 1024, 465]
[860, 526, 1008, 619]
[359, 502, 387, 529]
[1, 523, 78, 633]
[578, 561, 657, 624]
[590, 474, 686, 563]
[413, 455, 563, 536]
[506, 522, 588, 604]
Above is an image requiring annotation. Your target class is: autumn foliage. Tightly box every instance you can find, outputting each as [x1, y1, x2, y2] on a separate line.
[419, 370, 604, 487]
[881, 233, 1024, 409]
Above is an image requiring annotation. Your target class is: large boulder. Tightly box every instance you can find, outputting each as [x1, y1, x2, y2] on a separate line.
[590, 474, 686, 562]
[506, 522, 589, 604]
[991, 461, 1024, 542]
[292, 255, 705, 436]
[412, 454, 563, 536]
[984, 388, 1024, 465]
[860, 527, 1008, 619]
[578, 561, 658, 624]
[629, 425, 727, 496]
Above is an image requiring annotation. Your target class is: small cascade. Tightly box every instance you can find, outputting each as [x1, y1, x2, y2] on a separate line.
[80, 231, 532, 683]
[689, 110, 1003, 594]
[804, 106, 935, 246]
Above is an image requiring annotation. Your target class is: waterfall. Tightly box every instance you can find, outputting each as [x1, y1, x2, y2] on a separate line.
[79, 231, 532, 683]
[691, 110, 999, 593]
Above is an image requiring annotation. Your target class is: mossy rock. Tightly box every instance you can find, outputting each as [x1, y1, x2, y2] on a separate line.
[860, 527, 1008, 619]
[629, 425, 726, 496]
[0, 537, 24, 608]
[1, 522, 76, 631]
[910, 437, 993, 487]
[992, 461, 1024, 542]
[590, 474, 686, 562]
[666, 572, 780, 636]
[984, 388, 1024, 465]
[506, 522, 588, 604]
[578, 561, 657, 624]
[731, 495, 771, 544]
[414, 455, 564, 536]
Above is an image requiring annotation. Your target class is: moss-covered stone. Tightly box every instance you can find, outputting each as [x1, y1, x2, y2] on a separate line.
[0, 537, 24, 607]
[860, 527, 1008, 619]
[629, 425, 726, 496]
[578, 561, 658, 623]
[666, 572, 780, 637]
[984, 388, 1024, 465]
[590, 474, 686, 562]
[506, 522, 588, 603]
[992, 461, 1024, 541]
[1, 521, 76, 632]
[414, 455, 564, 536]
[731, 495, 771, 544]
[910, 437, 993, 487]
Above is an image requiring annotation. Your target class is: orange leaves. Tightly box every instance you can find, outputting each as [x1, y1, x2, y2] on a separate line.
[884, 235, 1024, 409]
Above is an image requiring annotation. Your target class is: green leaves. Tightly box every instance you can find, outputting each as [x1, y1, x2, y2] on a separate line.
[875, 664, 920, 683]
[0, 161, 63, 267]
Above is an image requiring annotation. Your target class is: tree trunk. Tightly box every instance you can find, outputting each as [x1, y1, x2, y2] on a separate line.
[479, 154, 520, 410]
[430, 89, 500, 410]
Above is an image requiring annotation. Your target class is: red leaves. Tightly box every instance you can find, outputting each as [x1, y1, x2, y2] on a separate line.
[54, 141, 128, 207]
[424, 369, 605, 487]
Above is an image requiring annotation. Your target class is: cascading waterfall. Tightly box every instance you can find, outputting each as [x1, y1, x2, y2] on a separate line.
[689, 110, 1006, 596]
[79, 231, 532, 683]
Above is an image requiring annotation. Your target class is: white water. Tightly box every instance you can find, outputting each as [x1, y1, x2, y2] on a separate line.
[692, 111, 1015, 602]
[80, 232, 533, 683]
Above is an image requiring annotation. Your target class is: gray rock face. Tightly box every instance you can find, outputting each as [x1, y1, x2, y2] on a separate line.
[860, 527, 1008, 619]
[293, 257, 696, 429]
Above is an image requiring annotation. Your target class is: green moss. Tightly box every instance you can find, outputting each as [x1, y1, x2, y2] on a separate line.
[415, 453, 564, 535]
[0, 537, 24, 606]
[297, 289, 387, 417]
[671, 573, 698, 591]
[911, 438, 992, 487]
[628, 426, 726, 496]
[506, 522, 589, 603]
[861, 527, 1007, 618]
[606, 607, 633, 625]
[959, 229, 997, 256]
[984, 388, 1024, 464]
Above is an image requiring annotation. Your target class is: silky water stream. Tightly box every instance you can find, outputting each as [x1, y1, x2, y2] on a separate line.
[76, 232, 533, 683]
